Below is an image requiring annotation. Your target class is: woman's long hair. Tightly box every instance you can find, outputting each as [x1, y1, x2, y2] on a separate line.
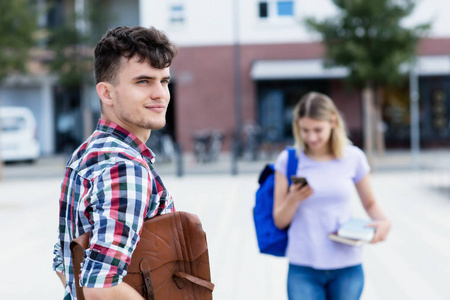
[292, 92, 349, 158]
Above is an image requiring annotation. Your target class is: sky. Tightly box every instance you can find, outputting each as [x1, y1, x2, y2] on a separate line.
[405, 0, 450, 37]
[305, 0, 450, 38]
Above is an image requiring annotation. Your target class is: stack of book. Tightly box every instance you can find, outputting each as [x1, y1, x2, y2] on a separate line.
[328, 218, 375, 246]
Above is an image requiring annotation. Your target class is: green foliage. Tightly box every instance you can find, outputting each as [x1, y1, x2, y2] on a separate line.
[305, 0, 430, 88]
[47, 14, 93, 88]
[0, 0, 38, 80]
[46, 0, 110, 88]
[86, 0, 113, 44]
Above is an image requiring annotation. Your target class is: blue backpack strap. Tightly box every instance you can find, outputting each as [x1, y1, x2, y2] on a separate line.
[286, 147, 299, 186]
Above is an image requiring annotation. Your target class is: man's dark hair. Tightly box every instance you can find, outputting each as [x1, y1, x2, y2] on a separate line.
[94, 26, 178, 84]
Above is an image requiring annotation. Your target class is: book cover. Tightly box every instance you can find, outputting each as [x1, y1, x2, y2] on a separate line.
[328, 233, 368, 246]
[337, 218, 375, 242]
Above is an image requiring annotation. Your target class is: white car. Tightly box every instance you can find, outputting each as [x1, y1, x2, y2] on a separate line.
[0, 107, 40, 163]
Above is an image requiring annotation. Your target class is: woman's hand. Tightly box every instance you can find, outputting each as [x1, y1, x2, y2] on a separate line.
[355, 174, 391, 244]
[368, 219, 392, 243]
[273, 171, 314, 229]
[288, 183, 313, 203]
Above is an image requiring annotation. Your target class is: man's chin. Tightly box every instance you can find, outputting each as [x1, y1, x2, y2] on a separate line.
[146, 122, 166, 130]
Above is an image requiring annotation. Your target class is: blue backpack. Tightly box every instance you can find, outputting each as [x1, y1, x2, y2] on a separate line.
[253, 148, 298, 257]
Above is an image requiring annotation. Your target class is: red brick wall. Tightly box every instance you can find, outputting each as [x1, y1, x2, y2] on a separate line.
[171, 46, 236, 151]
[329, 80, 362, 146]
[170, 37, 450, 152]
[171, 42, 328, 151]
[418, 38, 450, 55]
[329, 80, 361, 130]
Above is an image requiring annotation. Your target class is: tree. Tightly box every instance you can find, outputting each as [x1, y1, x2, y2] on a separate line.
[45, 0, 110, 141]
[0, 0, 38, 179]
[47, 20, 92, 88]
[305, 0, 429, 162]
[46, 0, 111, 88]
[0, 1, 37, 79]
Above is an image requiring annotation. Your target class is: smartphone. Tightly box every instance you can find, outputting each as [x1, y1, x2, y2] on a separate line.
[290, 176, 308, 187]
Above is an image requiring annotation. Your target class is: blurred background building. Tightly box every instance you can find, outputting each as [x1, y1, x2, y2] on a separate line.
[1, 0, 450, 158]
[142, 0, 450, 153]
[1, 0, 139, 156]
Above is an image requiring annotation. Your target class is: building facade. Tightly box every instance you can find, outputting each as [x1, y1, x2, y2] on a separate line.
[140, 0, 450, 152]
[0, 0, 140, 156]
[3, 0, 449, 157]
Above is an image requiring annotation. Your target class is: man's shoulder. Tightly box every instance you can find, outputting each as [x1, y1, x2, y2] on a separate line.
[69, 132, 149, 180]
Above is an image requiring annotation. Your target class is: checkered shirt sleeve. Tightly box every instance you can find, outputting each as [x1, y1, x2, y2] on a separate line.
[80, 160, 153, 287]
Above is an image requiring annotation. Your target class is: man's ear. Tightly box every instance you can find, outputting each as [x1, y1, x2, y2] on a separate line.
[96, 82, 114, 107]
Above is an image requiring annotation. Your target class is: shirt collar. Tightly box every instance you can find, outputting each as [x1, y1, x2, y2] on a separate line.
[96, 119, 156, 164]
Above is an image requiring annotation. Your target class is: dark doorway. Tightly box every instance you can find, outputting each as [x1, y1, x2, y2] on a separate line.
[53, 86, 83, 154]
[256, 79, 330, 143]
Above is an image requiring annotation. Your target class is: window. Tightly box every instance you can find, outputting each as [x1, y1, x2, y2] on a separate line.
[277, 1, 294, 16]
[169, 3, 185, 23]
[259, 2, 268, 18]
[46, 0, 64, 28]
[1, 117, 26, 132]
[258, 0, 294, 19]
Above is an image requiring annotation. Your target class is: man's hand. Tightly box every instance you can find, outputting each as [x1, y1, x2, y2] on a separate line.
[84, 282, 144, 300]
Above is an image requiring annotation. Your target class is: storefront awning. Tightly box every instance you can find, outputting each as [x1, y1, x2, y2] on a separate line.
[415, 55, 450, 76]
[250, 59, 348, 80]
[251, 56, 450, 80]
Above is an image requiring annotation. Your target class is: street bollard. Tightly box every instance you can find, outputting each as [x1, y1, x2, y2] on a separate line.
[176, 143, 184, 177]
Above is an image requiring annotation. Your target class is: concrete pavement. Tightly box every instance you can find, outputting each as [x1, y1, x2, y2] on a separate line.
[3, 148, 450, 178]
[1, 150, 450, 299]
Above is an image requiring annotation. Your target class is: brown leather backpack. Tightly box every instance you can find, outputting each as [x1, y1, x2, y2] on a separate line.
[70, 211, 214, 299]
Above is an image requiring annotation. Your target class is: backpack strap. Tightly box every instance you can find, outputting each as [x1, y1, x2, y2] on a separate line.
[70, 232, 90, 300]
[286, 147, 299, 186]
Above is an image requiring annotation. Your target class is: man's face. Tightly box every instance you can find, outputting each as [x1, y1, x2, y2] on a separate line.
[108, 56, 171, 139]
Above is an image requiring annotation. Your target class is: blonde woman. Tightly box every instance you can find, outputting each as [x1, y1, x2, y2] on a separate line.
[273, 92, 391, 300]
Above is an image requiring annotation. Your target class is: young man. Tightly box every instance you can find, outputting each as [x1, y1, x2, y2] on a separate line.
[52, 26, 178, 299]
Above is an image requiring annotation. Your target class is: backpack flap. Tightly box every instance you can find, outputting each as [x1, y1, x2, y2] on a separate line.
[258, 164, 274, 185]
[124, 211, 214, 299]
[129, 212, 208, 270]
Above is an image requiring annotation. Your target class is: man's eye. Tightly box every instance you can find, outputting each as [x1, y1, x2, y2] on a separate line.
[162, 79, 170, 85]
[137, 80, 147, 84]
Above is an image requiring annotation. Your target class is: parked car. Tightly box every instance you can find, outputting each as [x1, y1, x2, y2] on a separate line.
[0, 106, 40, 163]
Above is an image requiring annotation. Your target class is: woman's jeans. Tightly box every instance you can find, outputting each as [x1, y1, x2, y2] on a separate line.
[287, 264, 364, 300]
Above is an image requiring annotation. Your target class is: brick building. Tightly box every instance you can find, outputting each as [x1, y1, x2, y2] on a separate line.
[141, 0, 450, 152]
[4, 0, 449, 156]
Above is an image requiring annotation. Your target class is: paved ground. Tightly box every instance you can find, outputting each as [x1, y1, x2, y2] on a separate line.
[0, 150, 449, 299]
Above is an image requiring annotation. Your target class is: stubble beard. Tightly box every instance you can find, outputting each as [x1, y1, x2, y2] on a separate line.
[122, 112, 167, 131]
[142, 119, 166, 130]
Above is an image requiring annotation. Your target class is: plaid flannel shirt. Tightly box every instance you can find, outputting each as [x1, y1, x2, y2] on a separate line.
[52, 119, 174, 299]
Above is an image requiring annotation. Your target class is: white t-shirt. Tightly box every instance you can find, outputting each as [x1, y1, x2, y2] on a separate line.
[274, 145, 370, 269]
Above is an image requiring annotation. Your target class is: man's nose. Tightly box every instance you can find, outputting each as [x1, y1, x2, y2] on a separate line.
[150, 83, 166, 99]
